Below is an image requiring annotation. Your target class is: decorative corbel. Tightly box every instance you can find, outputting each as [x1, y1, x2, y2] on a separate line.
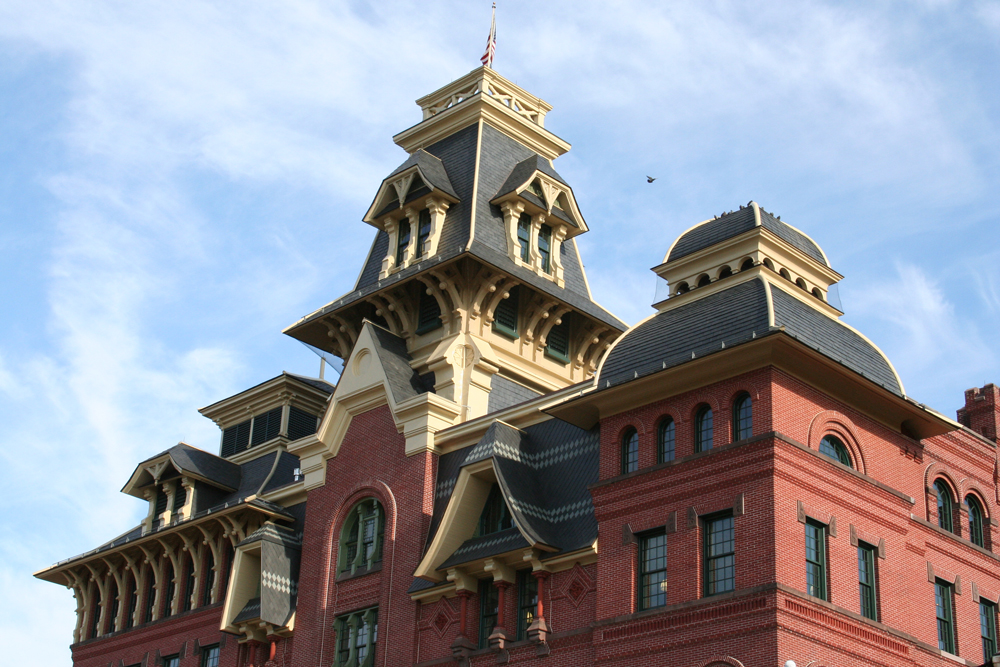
[585, 332, 617, 374]
[535, 306, 571, 350]
[524, 296, 559, 344]
[574, 324, 610, 369]
[402, 207, 419, 266]
[391, 173, 415, 206]
[382, 289, 416, 336]
[483, 278, 521, 326]
[323, 319, 351, 360]
[380, 217, 399, 277]
[416, 276, 455, 334]
[500, 200, 526, 264]
[365, 296, 402, 336]
[423, 196, 450, 257]
[549, 224, 568, 286]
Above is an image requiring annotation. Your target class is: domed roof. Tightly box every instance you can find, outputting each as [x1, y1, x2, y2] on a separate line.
[665, 204, 829, 267]
[597, 277, 902, 395]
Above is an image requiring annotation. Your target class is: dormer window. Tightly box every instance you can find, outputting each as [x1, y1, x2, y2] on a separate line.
[539, 224, 552, 273]
[517, 214, 531, 262]
[396, 220, 410, 266]
[476, 485, 513, 536]
[416, 208, 432, 258]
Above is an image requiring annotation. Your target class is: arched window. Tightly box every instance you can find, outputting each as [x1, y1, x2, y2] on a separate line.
[934, 480, 954, 533]
[477, 485, 513, 536]
[762, 258, 775, 271]
[621, 427, 639, 474]
[966, 495, 985, 547]
[811, 287, 825, 301]
[675, 282, 690, 295]
[819, 435, 852, 468]
[697, 274, 711, 288]
[657, 418, 675, 463]
[779, 268, 792, 281]
[796, 278, 808, 291]
[695, 406, 713, 452]
[732, 394, 752, 441]
[718, 266, 733, 280]
[338, 498, 384, 575]
[740, 258, 755, 271]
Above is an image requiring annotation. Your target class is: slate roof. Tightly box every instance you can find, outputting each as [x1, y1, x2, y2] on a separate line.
[129, 443, 242, 492]
[493, 155, 569, 201]
[239, 522, 303, 548]
[665, 205, 828, 266]
[598, 277, 902, 395]
[427, 417, 600, 573]
[286, 122, 626, 342]
[366, 322, 435, 403]
[387, 148, 459, 199]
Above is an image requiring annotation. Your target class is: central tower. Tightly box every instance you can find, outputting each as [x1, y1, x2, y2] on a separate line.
[284, 67, 625, 431]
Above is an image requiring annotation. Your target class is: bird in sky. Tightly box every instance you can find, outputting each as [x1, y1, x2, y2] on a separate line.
[646, 176, 656, 183]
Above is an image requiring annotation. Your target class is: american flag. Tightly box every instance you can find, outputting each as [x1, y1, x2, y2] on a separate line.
[481, 3, 496, 68]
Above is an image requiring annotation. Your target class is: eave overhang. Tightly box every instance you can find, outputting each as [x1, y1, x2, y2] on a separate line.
[121, 446, 240, 499]
[362, 160, 461, 229]
[199, 373, 332, 430]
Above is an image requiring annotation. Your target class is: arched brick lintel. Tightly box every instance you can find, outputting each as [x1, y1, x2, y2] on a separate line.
[698, 657, 745, 667]
[923, 463, 960, 500]
[807, 410, 867, 475]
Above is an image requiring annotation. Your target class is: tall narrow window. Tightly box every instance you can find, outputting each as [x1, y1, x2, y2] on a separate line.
[638, 529, 667, 610]
[934, 480, 955, 533]
[144, 567, 157, 623]
[164, 562, 175, 617]
[657, 418, 675, 463]
[476, 485, 513, 536]
[545, 317, 570, 363]
[704, 513, 735, 596]
[107, 579, 119, 634]
[857, 542, 878, 621]
[203, 551, 216, 607]
[621, 427, 639, 474]
[516, 570, 538, 640]
[416, 290, 442, 334]
[201, 644, 221, 667]
[416, 208, 432, 258]
[493, 286, 520, 338]
[732, 393, 752, 441]
[819, 435, 852, 468]
[805, 520, 827, 601]
[334, 607, 378, 667]
[981, 601, 998, 663]
[125, 577, 137, 629]
[479, 579, 499, 649]
[695, 406, 713, 452]
[538, 224, 552, 273]
[89, 585, 102, 638]
[935, 579, 956, 654]
[967, 495, 986, 548]
[517, 214, 532, 263]
[183, 557, 197, 611]
[395, 219, 411, 266]
[338, 498, 384, 574]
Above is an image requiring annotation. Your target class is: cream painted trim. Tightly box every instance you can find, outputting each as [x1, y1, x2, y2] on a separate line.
[362, 165, 460, 228]
[662, 216, 715, 265]
[593, 308, 661, 387]
[775, 213, 831, 267]
[220, 541, 262, 637]
[763, 276, 776, 328]
[751, 200, 762, 227]
[489, 172, 588, 235]
[466, 120, 484, 251]
[262, 481, 307, 506]
[654, 268, 765, 314]
[571, 238, 595, 300]
[766, 277, 906, 395]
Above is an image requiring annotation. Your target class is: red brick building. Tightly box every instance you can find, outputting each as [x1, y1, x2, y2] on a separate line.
[36, 67, 1000, 667]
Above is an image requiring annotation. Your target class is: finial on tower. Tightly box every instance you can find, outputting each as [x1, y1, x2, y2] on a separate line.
[481, 3, 497, 69]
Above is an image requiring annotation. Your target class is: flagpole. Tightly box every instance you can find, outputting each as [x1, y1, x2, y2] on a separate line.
[481, 2, 497, 69]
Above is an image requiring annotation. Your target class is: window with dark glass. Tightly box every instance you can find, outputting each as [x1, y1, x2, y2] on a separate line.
[704, 513, 735, 596]
[638, 529, 667, 610]
[416, 290, 442, 334]
[417, 208, 431, 258]
[334, 607, 377, 667]
[396, 219, 411, 266]
[476, 485, 513, 536]
[819, 435, 852, 468]
[657, 417, 675, 463]
[545, 317, 570, 363]
[967, 495, 986, 548]
[479, 579, 499, 649]
[162, 655, 180, 667]
[203, 550, 216, 607]
[695, 405, 713, 452]
[981, 600, 998, 663]
[201, 644, 221, 667]
[732, 393, 752, 441]
[935, 579, 956, 654]
[516, 570, 538, 640]
[517, 214, 532, 263]
[125, 577, 137, 629]
[805, 520, 827, 601]
[107, 579, 119, 634]
[538, 224, 552, 273]
[89, 584, 103, 638]
[183, 557, 197, 611]
[144, 568, 157, 622]
[857, 542, 878, 621]
[621, 427, 639, 474]
[163, 562, 175, 617]
[338, 498, 384, 574]
[493, 285, 520, 338]
[934, 480, 955, 533]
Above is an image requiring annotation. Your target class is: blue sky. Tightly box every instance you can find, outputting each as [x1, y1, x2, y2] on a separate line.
[2, 1, 998, 663]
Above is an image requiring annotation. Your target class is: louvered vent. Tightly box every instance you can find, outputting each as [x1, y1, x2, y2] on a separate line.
[493, 286, 519, 338]
[221, 419, 251, 457]
[154, 488, 168, 515]
[546, 318, 570, 362]
[416, 290, 442, 334]
[288, 406, 319, 441]
[173, 484, 187, 512]
[250, 407, 282, 447]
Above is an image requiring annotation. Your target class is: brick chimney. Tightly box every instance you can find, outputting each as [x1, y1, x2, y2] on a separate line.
[957, 384, 1000, 442]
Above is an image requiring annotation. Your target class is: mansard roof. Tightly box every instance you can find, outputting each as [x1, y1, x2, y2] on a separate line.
[420, 417, 599, 577]
[598, 276, 903, 395]
[368, 322, 436, 403]
[665, 205, 829, 267]
[122, 442, 242, 497]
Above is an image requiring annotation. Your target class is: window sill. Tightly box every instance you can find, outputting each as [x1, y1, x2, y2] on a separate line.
[336, 562, 383, 582]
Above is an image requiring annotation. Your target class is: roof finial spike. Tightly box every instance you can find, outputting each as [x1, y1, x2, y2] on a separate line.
[691, 351, 696, 359]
